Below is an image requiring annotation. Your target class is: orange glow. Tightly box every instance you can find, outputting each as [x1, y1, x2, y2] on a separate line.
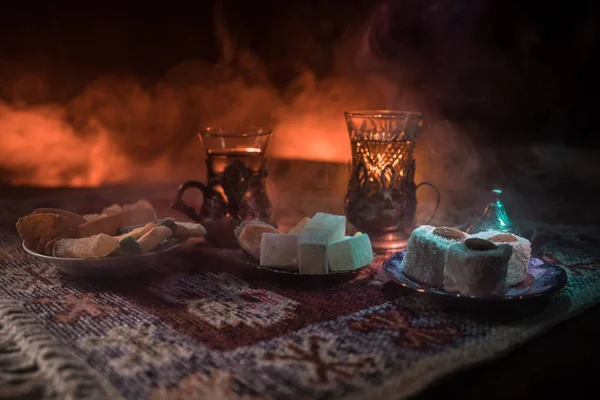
[269, 118, 351, 162]
[0, 0, 491, 234]
[0, 72, 401, 187]
[0, 103, 193, 187]
[266, 72, 398, 163]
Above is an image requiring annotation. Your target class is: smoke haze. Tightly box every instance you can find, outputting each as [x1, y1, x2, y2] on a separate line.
[1, 0, 597, 221]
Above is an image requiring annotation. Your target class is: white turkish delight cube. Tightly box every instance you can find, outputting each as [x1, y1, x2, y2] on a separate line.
[260, 233, 299, 270]
[303, 212, 346, 243]
[327, 234, 373, 272]
[298, 231, 329, 274]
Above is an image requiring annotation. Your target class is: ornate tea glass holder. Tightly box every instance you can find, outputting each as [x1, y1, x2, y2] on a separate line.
[171, 127, 272, 247]
[344, 110, 440, 253]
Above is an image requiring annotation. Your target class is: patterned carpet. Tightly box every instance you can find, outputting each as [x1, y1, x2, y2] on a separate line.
[1, 192, 599, 400]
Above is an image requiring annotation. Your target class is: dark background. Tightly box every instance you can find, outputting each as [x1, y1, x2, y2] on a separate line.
[1, 0, 598, 148]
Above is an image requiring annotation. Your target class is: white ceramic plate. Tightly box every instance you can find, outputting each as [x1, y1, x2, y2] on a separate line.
[22, 241, 180, 278]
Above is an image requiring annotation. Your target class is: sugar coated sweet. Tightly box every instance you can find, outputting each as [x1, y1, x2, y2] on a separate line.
[443, 241, 512, 296]
[327, 234, 373, 272]
[303, 213, 346, 243]
[401, 225, 465, 287]
[260, 233, 299, 270]
[471, 230, 531, 285]
[298, 231, 329, 274]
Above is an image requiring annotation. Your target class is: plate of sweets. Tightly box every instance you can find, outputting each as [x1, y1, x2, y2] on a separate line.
[17, 200, 207, 278]
[383, 225, 567, 305]
[235, 212, 374, 275]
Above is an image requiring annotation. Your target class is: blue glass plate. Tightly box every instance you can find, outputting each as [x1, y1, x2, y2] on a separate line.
[383, 251, 567, 302]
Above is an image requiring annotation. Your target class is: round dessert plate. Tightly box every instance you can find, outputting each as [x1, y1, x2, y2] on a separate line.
[243, 253, 374, 276]
[22, 241, 181, 278]
[383, 251, 567, 302]
[254, 263, 370, 276]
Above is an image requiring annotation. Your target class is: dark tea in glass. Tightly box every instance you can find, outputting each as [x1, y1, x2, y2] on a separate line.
[172, 127, 272, 246]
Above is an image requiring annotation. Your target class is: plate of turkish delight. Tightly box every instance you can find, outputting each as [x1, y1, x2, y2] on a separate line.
[235, 213, 374, 275]
[383, 225, 567, 302]
[17, 200, 207, 278]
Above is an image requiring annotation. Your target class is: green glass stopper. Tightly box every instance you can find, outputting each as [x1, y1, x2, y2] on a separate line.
[467, 188, 515, 234]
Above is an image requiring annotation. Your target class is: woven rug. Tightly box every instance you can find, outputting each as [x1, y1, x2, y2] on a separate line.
[1, 193, 600, 400]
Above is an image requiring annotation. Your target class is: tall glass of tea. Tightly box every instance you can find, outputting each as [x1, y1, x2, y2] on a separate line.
[344, 110, 440, 253]
[172, 127, 272, 245]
